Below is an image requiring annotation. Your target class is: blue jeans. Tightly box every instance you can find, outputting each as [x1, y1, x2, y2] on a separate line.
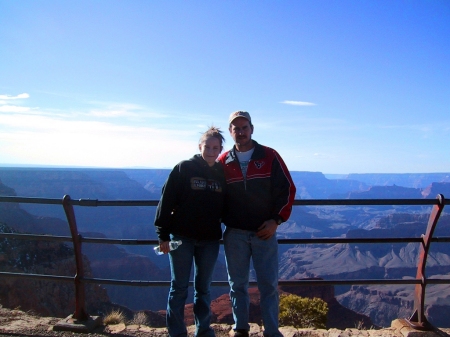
[167, 235, 220, 337]
[223, 227, 282, 337]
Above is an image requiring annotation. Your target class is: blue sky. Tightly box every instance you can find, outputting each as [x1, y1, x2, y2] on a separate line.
[1, 1, 449, 174]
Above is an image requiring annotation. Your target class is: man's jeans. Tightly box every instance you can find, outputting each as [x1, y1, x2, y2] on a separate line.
[223, 227, 282, 337]
[167, 235, 219, 337]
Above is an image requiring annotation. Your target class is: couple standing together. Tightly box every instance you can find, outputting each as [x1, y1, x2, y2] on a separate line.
[154, 111, 297, 337]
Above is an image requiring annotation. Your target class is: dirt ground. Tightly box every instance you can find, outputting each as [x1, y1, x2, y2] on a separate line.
[0, 306, 231, 337]
[2, 306, 450, 337]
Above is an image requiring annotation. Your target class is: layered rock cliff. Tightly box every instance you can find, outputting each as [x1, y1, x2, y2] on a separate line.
[0, 223, 109, 318]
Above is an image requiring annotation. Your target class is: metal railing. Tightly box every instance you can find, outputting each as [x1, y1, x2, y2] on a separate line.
[0, 194, 449, 331]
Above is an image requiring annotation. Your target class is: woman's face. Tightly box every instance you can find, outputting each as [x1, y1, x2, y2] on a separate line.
[199, 136, 222, 167]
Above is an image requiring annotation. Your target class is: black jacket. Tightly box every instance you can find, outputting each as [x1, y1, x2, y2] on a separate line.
[154, 154, 226, 242]
[218, 141, 296, 231]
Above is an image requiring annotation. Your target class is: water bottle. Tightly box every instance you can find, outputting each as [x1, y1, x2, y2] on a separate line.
[154, 240, 182, 255]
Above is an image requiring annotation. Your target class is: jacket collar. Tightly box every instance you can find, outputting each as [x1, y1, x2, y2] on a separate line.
[225, 140, 264, 164]
[193, 154, 222, 170]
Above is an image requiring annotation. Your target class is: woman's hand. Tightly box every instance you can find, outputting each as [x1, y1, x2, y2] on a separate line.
[159, 241, 171, 254]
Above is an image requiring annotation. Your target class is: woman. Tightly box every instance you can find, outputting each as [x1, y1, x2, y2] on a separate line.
[154, 126, 226, 337]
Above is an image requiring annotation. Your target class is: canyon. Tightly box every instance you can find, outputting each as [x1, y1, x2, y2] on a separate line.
[1, 167, 450, 328]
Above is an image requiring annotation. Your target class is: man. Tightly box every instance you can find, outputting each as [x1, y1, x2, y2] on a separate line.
[218, 111, 296, 337]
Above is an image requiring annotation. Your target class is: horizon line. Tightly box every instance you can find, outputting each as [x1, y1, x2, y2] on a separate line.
[1, 164, 450, 176]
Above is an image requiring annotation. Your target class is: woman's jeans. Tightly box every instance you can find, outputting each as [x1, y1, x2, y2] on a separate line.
[223, 227, 282, 337]
[167, 235, 220, 337]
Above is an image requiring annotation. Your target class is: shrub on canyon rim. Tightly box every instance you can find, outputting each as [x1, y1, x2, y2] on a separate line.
[279, 294, 328, 329]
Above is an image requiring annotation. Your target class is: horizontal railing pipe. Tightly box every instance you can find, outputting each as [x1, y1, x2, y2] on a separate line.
[8, 233, 450, 245]
[0, 233, 73, 242]
[79, 278, 424, 287]
[3, 196, 449, 207]
[0, 196, 63, 205]
[292, 198, 449, 206]
[0, 271, 74, 282]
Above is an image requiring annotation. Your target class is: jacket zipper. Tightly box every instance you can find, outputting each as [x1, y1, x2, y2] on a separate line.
[242, 159, 250, 191]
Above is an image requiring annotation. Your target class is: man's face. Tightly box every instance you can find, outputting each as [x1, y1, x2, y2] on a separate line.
[229, 117, 253, 149]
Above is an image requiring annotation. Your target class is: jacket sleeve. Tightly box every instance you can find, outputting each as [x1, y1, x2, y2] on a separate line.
[154, 164, 183, 242]
[270, 150, 296, 223]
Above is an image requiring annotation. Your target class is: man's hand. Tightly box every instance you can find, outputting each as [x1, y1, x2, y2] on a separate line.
[257, 219, 278, 240]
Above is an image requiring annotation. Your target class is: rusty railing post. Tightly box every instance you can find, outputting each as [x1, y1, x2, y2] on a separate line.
[62, 194, 88, 321]
[406, 194, 445, 330]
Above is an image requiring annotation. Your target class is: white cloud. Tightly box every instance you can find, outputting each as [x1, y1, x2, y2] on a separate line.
[0, 103, 201, 168]
[0, 121, 196, 168]
[0, 93, 31, 113]
[0, 94, 227, 167]
[85, 101, 168, 119]
[88, 109, 140, 118]
[280, 100, 316, 106]
[0, 93, 30, 100]
[313, 152, 336, 158]
[0, 105, 31, 113]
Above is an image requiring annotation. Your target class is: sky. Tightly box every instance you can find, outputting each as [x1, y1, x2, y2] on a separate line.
[1, 1, 449, 174]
